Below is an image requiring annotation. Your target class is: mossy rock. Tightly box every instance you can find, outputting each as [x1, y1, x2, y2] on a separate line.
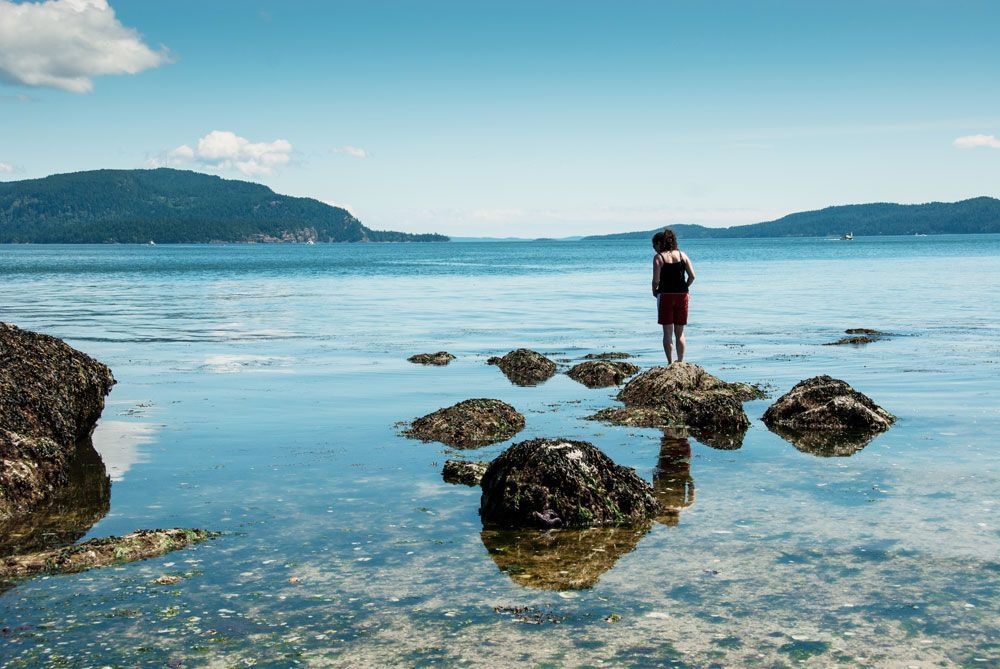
[407, 351, 456, 365]
[442, 460, 489, 486]
[566, 361, 640, 388]
[487, 349, 557, 386]
[480, 438, 660, 528]
[405, 399, 525, 448]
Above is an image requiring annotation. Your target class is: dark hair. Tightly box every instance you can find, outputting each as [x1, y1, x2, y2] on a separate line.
[661, 228, 678, 252]
[651, 231, 666, 252]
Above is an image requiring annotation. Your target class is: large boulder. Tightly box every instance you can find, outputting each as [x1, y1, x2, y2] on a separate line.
[566, 360, 640, 388]
[588, 363, 761, 449]
[762, 375, 895, 455]
[0, 323, 115, 521]
[487, 349, 556, 386]
[481, 524, 651, 590]
[479, 438, 660, 528]
[404, 399, 524, 448]
[408, 351, 455, 366]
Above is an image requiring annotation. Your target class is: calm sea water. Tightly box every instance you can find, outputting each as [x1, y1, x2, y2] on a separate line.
[1, 236, 998, 667]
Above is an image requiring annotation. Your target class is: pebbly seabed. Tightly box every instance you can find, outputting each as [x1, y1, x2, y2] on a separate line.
[0, 237, 998, 667]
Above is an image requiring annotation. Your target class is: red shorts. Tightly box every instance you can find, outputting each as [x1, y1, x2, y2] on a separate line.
[657, 293, 689, 325]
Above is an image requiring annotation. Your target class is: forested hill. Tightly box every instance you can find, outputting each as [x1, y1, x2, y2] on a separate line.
[0, 169, 448, 243]
[584, 197, 1000, 240]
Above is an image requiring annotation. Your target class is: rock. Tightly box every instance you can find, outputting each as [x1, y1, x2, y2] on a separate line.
[587, 363, 761, 449]
[442, 459, 489, 486]
[404, 399, 525, 448]
[487, 349, 557, 386]
[824, 328, 894, 346]
[479, 438, 660, 528]
[481, 524, 651, 590]
[762, 375, 895, 455]
[407, 351, 455, 366]
[566, 361, 640, 388]
[0, 529, 216, 582]
[0, 323, 115, 522]
[582, 352, 634, 360]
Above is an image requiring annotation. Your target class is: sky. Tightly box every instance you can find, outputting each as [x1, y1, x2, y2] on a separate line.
[1, 0, 1000, 237]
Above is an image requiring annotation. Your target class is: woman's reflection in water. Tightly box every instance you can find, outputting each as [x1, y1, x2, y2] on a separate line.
[654, 428, 695, 526]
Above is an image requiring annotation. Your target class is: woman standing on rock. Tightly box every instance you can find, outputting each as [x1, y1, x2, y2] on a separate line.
[652, 228, 695, 363]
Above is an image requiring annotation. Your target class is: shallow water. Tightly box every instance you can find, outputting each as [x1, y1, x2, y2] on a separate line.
[1, 236, 998, 667]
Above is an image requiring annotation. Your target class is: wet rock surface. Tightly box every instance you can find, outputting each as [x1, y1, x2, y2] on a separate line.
[407, 351, 456, 365]
[762, 375, 895, 454]
[0, 529, 216, 582]
[481, 524, 651, 590]
[487, 349, 557, 386]
[442, 459, 489, 486]
[566, 360, 641, 388]
[0, 322, 115, 521]
[582, 352, 634, 360]
[588, 363, 760, 448]
[404, 399, 525, 448]
[479, 438, 660, 528]
[824, 328, 895, 346]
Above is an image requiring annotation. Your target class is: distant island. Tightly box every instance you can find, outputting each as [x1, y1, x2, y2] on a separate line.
[0, 168, 448, 244]
[583, 197, 1000, 240]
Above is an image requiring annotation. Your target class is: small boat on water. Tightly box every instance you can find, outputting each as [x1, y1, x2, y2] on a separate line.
[840, 232, 853, 240]
[147, 240, 156, 246]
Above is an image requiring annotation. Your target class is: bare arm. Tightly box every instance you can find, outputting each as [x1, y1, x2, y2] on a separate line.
[683, 253, 696, 287]
[652, 253, 664, 295]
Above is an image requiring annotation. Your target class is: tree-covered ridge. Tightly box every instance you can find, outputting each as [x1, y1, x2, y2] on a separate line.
[584, 197, 1000, 240]
[0, 168, 448, 243]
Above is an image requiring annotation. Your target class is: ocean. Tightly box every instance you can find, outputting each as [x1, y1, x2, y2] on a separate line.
[1, 235, 998, 666]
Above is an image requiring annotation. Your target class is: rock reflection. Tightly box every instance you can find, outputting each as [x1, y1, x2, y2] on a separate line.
[481, 523, 652, 590]
[0, 438, 110, 558]
[653, 429, 695, 526]
[767, 425, 880, 457]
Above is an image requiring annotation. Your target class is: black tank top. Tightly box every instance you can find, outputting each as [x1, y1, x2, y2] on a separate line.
[657, 253, 688, 294]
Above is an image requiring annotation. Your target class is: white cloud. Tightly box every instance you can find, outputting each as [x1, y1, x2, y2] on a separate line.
[335, 146, 369, 159]
[0, 0, 171, 93]
[0, 161, 12, 173]
[150, 130, 293, 177]
[953, 134, 1000, 149]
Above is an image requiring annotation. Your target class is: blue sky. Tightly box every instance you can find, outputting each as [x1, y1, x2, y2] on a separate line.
[2, 0, 999, 236]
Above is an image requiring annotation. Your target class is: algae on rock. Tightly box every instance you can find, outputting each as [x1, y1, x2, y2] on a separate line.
[566, 360, 640, 388]
[487, 349, 557, 386]
[405, 398, 525, 448]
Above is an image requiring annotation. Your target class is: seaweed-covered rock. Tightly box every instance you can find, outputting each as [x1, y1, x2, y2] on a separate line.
[762, 376, 895, 455]
[407, 351, 456, 366]
[481, 524, 651, 590]
[0, 529, 216, 582]
[479, 438, 660, 528]
[824, 328, 894, 346]
[588, 363, 760, 448]
[487, 349, 557, 386]
[0, 323, 115, 521]
[442, 459, 489, 486]
[404, 399, 524, 448]
[582, 352, 634, 360]
[566, 360, 640, 388]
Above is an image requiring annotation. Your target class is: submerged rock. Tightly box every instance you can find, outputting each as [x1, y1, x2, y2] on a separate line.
[582, 352, 634, 360]
[479, 438, 660, 528]
[442, 459, 489, 486]
[566, 360, 641, 388]
[487, 349, 557, 386]
[762, 375, 895, 455]
[405, 399, 525, 448]
[0, 322, 115, 521]
[481, 524, 651, 590]
[407, 351, 456, 366]
[588, 363, 761, 448]
[824, 328, 894, 346]
[0, 529, 216, 581]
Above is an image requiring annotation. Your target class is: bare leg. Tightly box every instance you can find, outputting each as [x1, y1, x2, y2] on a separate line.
[675, 324, 686, 362]
[662, 324, 674, 364]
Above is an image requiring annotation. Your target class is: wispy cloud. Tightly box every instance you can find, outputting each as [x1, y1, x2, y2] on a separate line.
[0, 93, 32, 103]
[0, 0, 171, 93]
[0, 161, 13, 173]
[334, 146, 369, 159]
[953, 134, 1000, 149]
[148, 130, 293, 177]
